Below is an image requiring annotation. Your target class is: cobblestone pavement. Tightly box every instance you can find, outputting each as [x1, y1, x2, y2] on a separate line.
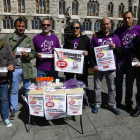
[0, 64, 140, 140]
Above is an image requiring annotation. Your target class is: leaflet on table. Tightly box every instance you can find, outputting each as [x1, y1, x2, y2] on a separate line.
[94, 45, 116, 71]
[17, 47, 31, 52]
[67, 94, 83, 116]
[44, 94, 66, 120]
[28, 95, 44, 117]
[54, 48, 84, 74]
[28, 83, 38, 90]
[132, 62, 140, 66]
[0, 67, 8, 72]
[40, 52, 54, 58]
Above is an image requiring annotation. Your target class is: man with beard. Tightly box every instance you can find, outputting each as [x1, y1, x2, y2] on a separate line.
[2, 18, 35, 119]
[33, 18, 61, 80]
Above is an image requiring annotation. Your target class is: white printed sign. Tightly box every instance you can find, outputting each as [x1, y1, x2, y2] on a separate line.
[44, 94, 66, 120]
[132, 62, 140, 66]
[17, 47, 31, 52]
[67, 94, 83, 116]
[41, 53, 54, 58]
[94, 45, 116, 71]
[54, 48, 84, 74]
[0, 67, 8, 72]
[28, 95, 44, 117]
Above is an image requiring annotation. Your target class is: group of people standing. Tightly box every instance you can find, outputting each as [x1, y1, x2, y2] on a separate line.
[0, 10, 140, 128]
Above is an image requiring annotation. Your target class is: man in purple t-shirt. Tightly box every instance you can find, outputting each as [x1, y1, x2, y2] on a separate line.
[114, 11, 140, 114]
[33, 18, 61, 81]
[89, 18, 123, 115]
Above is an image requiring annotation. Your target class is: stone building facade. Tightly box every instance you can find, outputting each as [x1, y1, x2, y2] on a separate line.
[0, 0, 139, 44]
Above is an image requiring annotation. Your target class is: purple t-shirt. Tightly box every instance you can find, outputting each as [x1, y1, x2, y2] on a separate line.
[114, 25, 140, 63]
[73, 38, 80, 49]
[90, 34, 122, 70]
[33, 33, 61, 71]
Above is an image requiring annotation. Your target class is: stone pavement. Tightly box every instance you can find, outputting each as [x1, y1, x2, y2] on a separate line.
[0, 69, 140, 140]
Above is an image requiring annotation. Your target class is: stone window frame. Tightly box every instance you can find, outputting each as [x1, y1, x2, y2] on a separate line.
[36, 0, 49, 14]
[94, 19, 101, 32]
[18, 16, 28, 29]
[3, 0, 11, 12]
[83, 19, 92, 31]
[3, 16, 14, 29]
[18, 0, 25, 13]
[107, 2, 114, 17]
[72, 0, 78, 15]
[110, 20, 114, 32]
[117, 20, 123, 28]
[118, 3, 124, 18]
[87, 0, 99, 16]
[59, 0, 65, 15]
[32, 17, 41, 29]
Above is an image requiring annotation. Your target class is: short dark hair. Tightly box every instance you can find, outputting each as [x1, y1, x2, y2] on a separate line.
[14, 18, 26, 27]
[123, 11, 134, 17]
[70, 21, 82, 30]
[41, 18, 51, 25]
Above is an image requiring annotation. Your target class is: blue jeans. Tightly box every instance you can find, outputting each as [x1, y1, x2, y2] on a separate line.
[116, 62, 134, 106]
[10, 69, 31, 111]
[37, 70, 58, 82]
[0, 82, 9, 120]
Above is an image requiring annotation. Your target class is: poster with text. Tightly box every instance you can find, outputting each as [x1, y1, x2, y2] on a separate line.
[67, 94, 83, 116]
[94, 45, 116, 71]
[28, 95, 44, 117]
[44, 94, 66, 120]
[54, 48, 84, 74]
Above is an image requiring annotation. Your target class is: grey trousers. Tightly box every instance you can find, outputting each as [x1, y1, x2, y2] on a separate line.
[94, 71, 116, 108]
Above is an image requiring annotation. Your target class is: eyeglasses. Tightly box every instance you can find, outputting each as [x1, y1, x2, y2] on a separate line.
[42, 24, 51, 27]
[72, 27, 80, 30]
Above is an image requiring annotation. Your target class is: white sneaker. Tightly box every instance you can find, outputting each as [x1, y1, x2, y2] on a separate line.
[3, 119, 12, 127]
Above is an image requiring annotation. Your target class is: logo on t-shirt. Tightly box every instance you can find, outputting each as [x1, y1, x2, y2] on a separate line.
[74, 42, 78, 49]
[122, 33, 136, 48]
[101, 38, 113, 46]
[41, 40, 54, 52]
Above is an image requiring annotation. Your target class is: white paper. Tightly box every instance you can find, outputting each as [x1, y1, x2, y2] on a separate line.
[17, 47, 31, 52]
[44, 94, 66, 120]
[67, 94, 83, 116]
[0, 67, 8, 72]
[28, 95, 44, 117]
[94, 45, 116, 71]
[28, 83, 38, 90]
[41, 53, 53, 58]
[54, 48, 84, 74]
[132, 62, 140, 66]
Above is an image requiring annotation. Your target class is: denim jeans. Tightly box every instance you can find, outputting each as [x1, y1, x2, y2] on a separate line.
[116, 62, 134, 106]
[0, 82, 9, 120]
[37, 69, 58, 82]
[10, 69, 31, 111]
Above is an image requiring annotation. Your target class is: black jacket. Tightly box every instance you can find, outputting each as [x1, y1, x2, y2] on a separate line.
[63, 34, 90, 77]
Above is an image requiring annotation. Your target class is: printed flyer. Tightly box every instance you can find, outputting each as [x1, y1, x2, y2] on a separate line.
[67, 94, 83, 116]
[44, 94, 66, 120]
[54, 48, 84, 74]
[94, 45, 116, 71]
[28, 95, 44, 117]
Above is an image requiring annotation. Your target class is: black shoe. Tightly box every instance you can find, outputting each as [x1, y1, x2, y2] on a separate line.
[126, 105, 133, 113]
[131, 109, 140, 117]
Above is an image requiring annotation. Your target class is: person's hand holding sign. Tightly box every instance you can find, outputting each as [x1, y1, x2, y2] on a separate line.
[22, 51, 28, 58]
[7, 65, 14, 71]
[109, 43, 116, 49]
[37, 53, 42, 59]
[83, 51, 88, 56]
[93, 66, 99, 71]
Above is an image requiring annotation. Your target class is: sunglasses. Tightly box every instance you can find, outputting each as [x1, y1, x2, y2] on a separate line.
[72, 27, 80, 30]
[42, 24, 51, 27]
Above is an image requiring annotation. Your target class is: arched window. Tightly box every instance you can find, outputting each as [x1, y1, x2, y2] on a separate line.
[3, 16, 14, 29]
[110, 20, 114, 32]
[83, 19, 92, 31]
[87, 0, 99, 16]
[94, 19, 101, 32]
[72, 0, 78, 15]
[3, 0, 11, 12]
[18, 16, 28, 29]
[59, 0, 65, 14]
[118, 3, 124, 18]
[107, 2, 113, 17]
[117, 20, 123, 28]
[18, 0, 25, 13]
[36, 0, 49, 14]
[32, 17, 41, 29]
